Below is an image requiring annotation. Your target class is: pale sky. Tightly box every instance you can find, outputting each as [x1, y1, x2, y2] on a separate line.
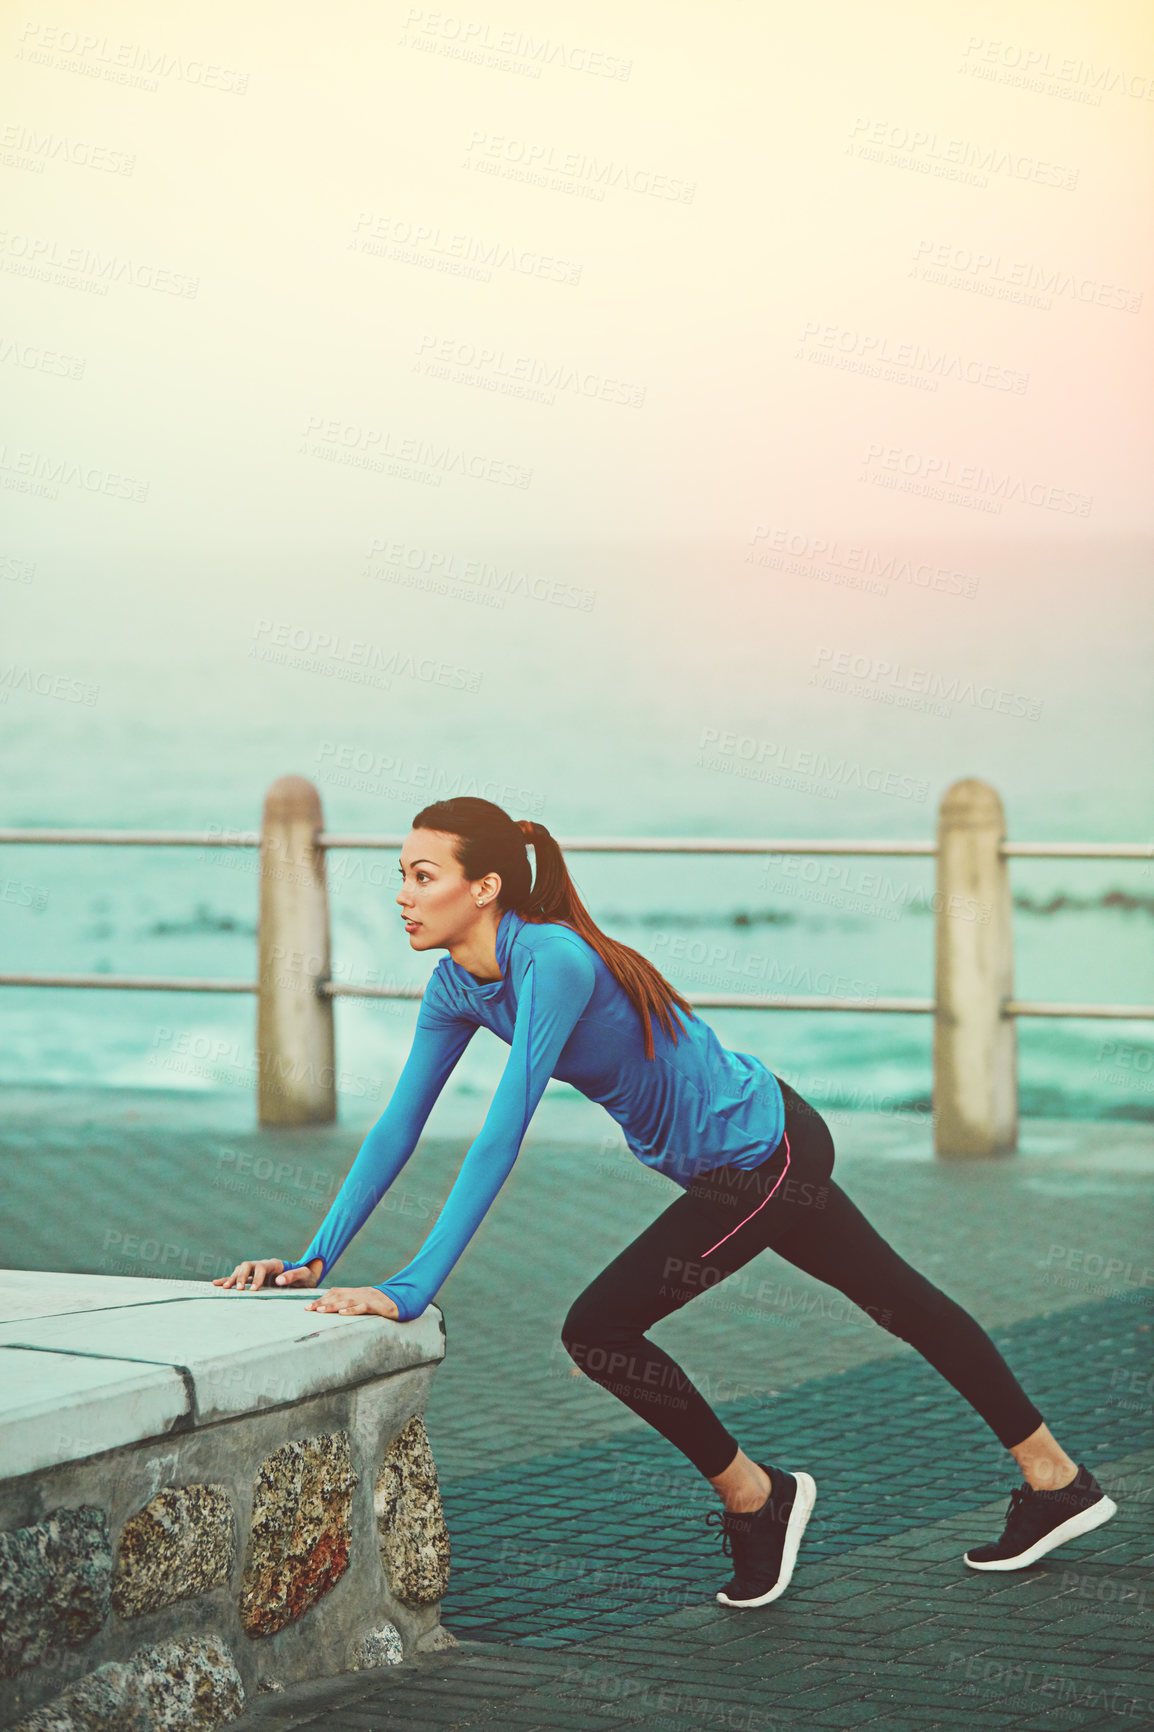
[2, 0, 1151, 683]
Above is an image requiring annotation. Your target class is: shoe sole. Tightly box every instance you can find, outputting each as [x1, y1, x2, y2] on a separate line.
[963, 1492, 1118, 1571]
[716, 1471, 817, 1607]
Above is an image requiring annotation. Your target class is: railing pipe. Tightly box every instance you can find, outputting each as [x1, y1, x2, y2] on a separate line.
[315, 834, 938, 856]
[0, 829, 261, 846]
[0, 974, 255, 992]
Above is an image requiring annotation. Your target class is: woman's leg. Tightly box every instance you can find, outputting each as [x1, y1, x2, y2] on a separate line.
[561, 1081, 836, 1486]
[564, 1073, 1056, 1500]
[560, 1184, 765, 1483]
[768, 1176, 1047, 1453]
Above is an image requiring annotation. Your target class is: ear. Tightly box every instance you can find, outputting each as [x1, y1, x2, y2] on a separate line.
[472, 870, 503, 904]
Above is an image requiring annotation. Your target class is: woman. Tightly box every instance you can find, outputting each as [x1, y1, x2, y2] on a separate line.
[217, 798, 1117, 1608]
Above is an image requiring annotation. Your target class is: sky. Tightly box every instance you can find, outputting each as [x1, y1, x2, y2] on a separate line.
[1, 0, 1152, 853]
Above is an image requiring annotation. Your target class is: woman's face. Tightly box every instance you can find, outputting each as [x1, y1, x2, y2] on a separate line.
[396, 828, 499, 952]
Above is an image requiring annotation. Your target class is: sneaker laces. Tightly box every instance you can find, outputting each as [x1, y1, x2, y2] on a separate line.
[705, 1506, 737, 1559]
[1002, 1480, 1053, 1539]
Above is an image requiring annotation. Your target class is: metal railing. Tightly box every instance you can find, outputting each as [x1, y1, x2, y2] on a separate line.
[2, 777, 1151, 1155]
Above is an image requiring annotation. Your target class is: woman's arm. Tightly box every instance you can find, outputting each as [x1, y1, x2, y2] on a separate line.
[376, 938, 597, 1321]
[279, 971, 478, 1284]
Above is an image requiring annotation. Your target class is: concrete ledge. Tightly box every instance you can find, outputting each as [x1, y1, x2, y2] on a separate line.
[0, 1272, 454, 1730]
[0, 1272, 446, 1474]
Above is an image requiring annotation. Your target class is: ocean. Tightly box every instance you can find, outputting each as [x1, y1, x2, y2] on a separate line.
[3, 633, 1151, 1134]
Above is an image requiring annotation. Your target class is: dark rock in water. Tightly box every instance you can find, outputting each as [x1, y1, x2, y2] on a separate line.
[146, 903, 257, 938]
[1014, 889, 1154, 917]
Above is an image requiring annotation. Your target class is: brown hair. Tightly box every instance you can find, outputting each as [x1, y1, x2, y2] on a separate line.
[410, 795, 697, 1060]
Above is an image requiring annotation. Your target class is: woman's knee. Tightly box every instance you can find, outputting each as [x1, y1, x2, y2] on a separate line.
[561, 1288, 611, 1355]
[561, 1280, 646, 1359]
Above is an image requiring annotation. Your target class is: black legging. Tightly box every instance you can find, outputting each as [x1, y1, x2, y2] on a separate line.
[562, 1076, 1045, 1478]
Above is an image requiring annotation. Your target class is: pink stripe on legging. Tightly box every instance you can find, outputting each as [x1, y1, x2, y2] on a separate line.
[699, 1131, 791, 1258]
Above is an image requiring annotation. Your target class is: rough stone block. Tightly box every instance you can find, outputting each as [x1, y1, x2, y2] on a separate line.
[112, 1486, 236, 1619]
[239, 1433, 357, 1637]
[415, 1624, 459, 1654]
[374, 1414, 450, 1608]
[8, 1633, 244, 1730]
[347, 1622, 404, 1669]
[0, 1507, 111, 1677]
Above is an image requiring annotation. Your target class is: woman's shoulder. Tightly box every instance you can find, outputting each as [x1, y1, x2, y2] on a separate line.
[512, 917, 600, 975]
[421, 956, 472, 1016]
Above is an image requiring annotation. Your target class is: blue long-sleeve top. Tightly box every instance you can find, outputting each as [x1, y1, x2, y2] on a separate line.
[280, 907, 785, 1320]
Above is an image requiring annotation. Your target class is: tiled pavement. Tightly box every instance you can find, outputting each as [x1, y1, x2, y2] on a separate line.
[4, 1087, 1152, 1730]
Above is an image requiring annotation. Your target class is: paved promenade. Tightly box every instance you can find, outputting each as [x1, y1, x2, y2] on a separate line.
[4, 1086, 1152, 1730]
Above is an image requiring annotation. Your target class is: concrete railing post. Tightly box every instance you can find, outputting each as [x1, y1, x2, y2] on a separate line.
[257, 775, 336, 1126]
[932, 778, 1017, 1157]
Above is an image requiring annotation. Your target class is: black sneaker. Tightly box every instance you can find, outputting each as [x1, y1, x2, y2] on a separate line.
[964, 1463, 1117, 1571]
[706, 1465, 817, 1607]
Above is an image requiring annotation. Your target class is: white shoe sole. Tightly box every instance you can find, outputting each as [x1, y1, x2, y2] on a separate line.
[716, 1471, 817, 1607]
[963, 1492, 1118, 1571]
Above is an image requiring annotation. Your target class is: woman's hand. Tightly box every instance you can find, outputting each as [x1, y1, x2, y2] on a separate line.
[305, 1286, 400, 1319]
[213, 1258, 320, 1292]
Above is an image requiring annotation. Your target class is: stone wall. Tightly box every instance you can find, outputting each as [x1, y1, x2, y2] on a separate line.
[1, 1348, 455, 1728]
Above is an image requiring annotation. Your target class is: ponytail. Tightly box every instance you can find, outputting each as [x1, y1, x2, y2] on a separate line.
[411, 798, 697, 1060]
